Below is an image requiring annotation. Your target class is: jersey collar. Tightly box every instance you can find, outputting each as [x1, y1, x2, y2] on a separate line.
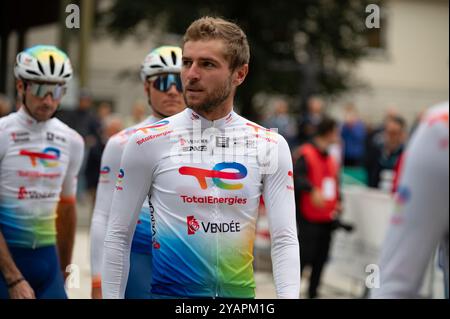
[185, 108, 236, 130]
[16, 106, 51, 131]
[143, 115, 161, 126]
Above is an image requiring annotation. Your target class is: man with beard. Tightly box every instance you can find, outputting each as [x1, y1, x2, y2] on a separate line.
[0, 45, 84, 298]
[102, 17, 300, 299]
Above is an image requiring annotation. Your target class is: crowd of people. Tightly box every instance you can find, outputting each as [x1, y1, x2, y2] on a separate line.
[260, 95, 411, 193]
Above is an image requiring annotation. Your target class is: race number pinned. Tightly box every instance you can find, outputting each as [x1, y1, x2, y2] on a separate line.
[322, 177, 336, 201]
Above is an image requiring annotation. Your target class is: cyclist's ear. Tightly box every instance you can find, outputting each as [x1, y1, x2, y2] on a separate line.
[232, 64, 248, 87]
[16, 79, 25, 94]
[144, 79, 151, 95]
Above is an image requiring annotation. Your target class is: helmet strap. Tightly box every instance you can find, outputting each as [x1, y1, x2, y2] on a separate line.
[21, 82, 32, 115]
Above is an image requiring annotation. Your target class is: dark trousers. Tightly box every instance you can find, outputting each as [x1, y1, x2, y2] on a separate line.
[298, 217, 334, 298]
[0, 246, 67, 299]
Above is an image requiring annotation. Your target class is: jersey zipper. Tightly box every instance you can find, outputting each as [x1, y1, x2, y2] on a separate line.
[34, 126, 47, 250]
[34, 128, 47, 250]
[210, 126, 220, 298]
[213, 141, 220, 298]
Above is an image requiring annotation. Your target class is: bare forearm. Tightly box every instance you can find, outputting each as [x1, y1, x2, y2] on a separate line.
[0, 231, 22, 283]
[56, 202, 77, 273]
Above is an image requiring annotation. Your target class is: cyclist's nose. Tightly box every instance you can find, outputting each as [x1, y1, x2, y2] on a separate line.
[167, 84, 181, 95]
[42, 93, 55, 104]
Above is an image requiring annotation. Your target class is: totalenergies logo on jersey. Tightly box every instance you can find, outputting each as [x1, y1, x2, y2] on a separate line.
[99, 166, 111, 184]
[425, 111, 449, 149]
[19, 147, 60, 167]
[394, 185, 411, 205]
[135, 120, 170, 134]
[246, 122, 278, 144]
[391, 185, 411, 225]
[100, 166, 110, 175]
[115, 168, 125, 191]
[135, 120, 173, 145]
[179, 162, 247, 190]
[426, 112, 448, 127]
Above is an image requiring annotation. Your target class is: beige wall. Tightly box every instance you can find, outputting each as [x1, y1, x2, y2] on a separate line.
[331, 0, 449, 125]
[361, 0, 448, 91]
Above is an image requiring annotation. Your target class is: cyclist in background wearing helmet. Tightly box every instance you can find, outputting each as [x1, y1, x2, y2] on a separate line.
[0, 45, 84, 299]
[90, 46, 186, 299]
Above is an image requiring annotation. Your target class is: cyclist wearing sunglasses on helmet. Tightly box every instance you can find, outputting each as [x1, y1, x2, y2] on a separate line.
[0, 45, 84, 299]
[90, 46, 186, 299]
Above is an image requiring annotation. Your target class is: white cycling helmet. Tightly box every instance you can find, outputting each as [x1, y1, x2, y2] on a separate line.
[140, 46, 182, 82]
[14, 45, 73, 84]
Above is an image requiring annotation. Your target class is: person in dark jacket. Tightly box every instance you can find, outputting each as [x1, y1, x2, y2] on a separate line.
[297, 96, 324, 146]
[365, 115, 406, 190]
[341, 104, 366, 167]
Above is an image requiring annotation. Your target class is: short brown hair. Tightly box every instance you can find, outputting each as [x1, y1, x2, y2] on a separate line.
[183, 16, 250, 71]
[316, 117, 338, 137]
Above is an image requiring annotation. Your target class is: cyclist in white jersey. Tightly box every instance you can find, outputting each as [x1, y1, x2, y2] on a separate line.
[0, 45, 84, 299]
[90, 46, 186, 299]
[102, 17, 300, 299]
[371, 101, 449, 298]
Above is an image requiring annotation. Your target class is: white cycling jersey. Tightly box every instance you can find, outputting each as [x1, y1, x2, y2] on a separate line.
[102, 108, 300, 299]
[90, 115, 159, 281]
[0, 107, 84, 248]
[371, 102, 449, 298]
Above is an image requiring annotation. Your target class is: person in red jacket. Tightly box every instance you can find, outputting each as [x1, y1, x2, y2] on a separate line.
[294, 116, 342, 298]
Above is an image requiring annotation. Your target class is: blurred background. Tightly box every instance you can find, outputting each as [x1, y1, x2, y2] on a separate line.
[0, 0, 448, 299]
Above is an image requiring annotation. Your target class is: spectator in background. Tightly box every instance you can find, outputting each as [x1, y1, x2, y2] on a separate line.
[365, 115, 406, 190]
[293, 117, 342, 299]
[124, 100, 148, 127]
[57, 88, 102, 148]
[85, 114, 124, 208]
[263, 98, 298, 149]
[297, 96, 324, 145]
[96, 101, 113, 127]
[364, 106, 400, 171]
[341, 103, 366, 167]
[57, 88, 102, 201]
[102, 114, 124, 138]
[0, 94, 12, 118]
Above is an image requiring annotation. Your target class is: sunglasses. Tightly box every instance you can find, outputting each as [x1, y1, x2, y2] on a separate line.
[26, 82, 67, 100]
[150, 74, 182, 93]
